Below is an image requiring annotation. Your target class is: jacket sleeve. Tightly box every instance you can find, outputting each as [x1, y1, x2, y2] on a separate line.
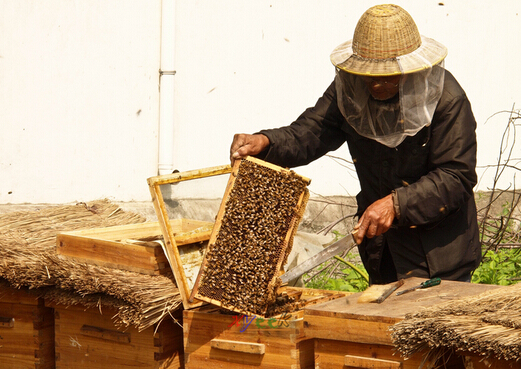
[395, 80, 478, 227]
[256, 81, 347, 168]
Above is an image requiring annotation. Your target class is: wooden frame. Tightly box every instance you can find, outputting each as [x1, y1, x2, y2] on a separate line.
[57, 219, 213, 275]
[147, 164, 233, 309]
[189, 157, 311, 316]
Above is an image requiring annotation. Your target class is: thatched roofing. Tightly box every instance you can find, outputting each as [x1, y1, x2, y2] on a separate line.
[0, 200, 181, 331]
[390, 282, 521, 365]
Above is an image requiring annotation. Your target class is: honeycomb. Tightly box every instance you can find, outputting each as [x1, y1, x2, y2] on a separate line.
[193, 158, 309, 316]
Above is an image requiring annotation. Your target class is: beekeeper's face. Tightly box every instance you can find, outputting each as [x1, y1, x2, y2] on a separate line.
[362, 75, 401, 101]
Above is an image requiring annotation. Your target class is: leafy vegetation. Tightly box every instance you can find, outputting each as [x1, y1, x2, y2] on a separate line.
[472, 248, 521, 285]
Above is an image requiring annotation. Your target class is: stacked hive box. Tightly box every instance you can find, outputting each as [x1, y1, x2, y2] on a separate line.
[184, 288, 349, 369]
[0, 283, 55, 368]
[53, 304, 183, 369]
[304, 278, 501, 369]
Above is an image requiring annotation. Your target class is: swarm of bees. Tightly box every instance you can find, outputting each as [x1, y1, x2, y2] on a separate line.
[195, 159, 309, 316]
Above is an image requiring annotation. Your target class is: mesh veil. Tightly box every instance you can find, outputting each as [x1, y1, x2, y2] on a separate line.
[335, 62, 445, 148]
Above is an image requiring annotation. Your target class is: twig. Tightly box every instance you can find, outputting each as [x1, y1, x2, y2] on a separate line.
[334, 256, 369, 282]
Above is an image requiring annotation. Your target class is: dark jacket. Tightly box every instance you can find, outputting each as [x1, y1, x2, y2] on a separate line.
[258, 70, 482, 282]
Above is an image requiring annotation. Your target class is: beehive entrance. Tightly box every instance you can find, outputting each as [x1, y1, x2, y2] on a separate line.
[191, 157, 310, 316]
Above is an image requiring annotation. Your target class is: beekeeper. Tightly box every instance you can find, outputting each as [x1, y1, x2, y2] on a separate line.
[230, 4, 481, 284]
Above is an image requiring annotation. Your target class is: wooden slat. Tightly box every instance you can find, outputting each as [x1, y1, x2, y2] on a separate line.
[56, 219, 212, 244]
[147, 164, 232, 186]
[0, 316, 14, 328]
[305, 314, 394, 345]
[210, 339, 265, 355]
[149, 183, 195, 308]
[80, 325, 131, 344]
[246, 156, 311, 184]
[344, 354, 402, 368]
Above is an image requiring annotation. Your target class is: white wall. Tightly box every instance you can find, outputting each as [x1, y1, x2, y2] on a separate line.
[1, 1, 520, 204]
[0, 1, 161, 203]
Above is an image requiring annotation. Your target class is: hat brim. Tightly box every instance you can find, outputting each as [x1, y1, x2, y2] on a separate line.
[331, 36, 448, 76]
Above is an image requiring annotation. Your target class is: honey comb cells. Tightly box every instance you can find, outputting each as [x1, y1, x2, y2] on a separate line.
[196, 159, 309, 316]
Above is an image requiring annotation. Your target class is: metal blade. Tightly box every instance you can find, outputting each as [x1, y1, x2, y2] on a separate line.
[280, 234, 357, 284]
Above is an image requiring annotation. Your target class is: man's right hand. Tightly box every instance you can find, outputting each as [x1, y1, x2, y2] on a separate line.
[230, 133, 270, 165]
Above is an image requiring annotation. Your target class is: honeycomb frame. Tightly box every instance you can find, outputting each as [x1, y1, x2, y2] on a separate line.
[190, 156, 310, 316]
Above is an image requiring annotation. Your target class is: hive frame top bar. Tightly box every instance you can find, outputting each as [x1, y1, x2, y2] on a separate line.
[243, 156, 312, 185]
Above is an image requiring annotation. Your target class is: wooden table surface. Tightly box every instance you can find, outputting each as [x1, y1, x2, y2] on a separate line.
[304, 277, 501, 323]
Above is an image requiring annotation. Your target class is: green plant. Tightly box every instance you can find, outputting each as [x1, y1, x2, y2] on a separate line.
[472, 248, 521, 285]
[304, 250, 369, 293]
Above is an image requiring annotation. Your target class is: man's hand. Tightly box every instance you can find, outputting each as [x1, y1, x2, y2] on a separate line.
[353, 194, 396, 244]
[230, 133, 270, 165]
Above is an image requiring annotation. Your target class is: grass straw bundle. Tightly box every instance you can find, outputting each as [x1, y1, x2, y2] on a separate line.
[390, 283, 521, 366]
[0, 200, 182, 331]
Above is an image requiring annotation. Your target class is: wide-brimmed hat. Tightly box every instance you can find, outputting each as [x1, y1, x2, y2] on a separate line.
[331, 4, 447, 76]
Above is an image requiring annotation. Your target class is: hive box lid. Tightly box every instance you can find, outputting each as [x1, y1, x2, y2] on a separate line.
[57, 219, 213, 276]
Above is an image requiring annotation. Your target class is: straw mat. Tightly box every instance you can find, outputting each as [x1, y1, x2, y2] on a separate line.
[0, 199, 181, 331]
[390, 283, 521, 365]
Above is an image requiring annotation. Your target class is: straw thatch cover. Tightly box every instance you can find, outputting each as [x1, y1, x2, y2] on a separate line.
[0, 199, 181, 331]
[390, 283, 521, 365]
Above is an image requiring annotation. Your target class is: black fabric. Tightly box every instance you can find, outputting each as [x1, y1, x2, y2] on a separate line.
[257, 70, 482, 283]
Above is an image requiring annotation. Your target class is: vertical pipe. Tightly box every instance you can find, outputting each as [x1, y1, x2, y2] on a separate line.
[158, 0, 176, 175]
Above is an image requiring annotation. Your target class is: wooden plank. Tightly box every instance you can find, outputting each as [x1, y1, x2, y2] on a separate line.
[314, 339, 449, 369]
[305, 314, 394, 345]
[462, 354, 521, 369]
[344, 354, 402, 368]
[57, 233, 165, 272]
[305, 278, 501, 322]
[210, 339, 265, 355]
[147, 164, 232, 186]
[56, 219, 212, 245]
[80, 325, 131, 344]
[57, 220, 163, 241]
[149, 183, 206, 310]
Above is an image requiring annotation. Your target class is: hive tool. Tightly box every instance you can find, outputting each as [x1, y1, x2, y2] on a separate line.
[280, 233, 357, 284]
[395, 277, 441, 296]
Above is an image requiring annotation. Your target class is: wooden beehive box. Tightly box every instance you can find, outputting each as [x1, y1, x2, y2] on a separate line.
[52, 303, 183, 369]
[0, 283, 55, 369]
[189, 157, 311, 316]
[183, 287, 350, 369]
[56, 219, 213, 276]
[303, 278, 501, 369]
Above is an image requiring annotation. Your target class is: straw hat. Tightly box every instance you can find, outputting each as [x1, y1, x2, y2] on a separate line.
[331, 4, 448, 76]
